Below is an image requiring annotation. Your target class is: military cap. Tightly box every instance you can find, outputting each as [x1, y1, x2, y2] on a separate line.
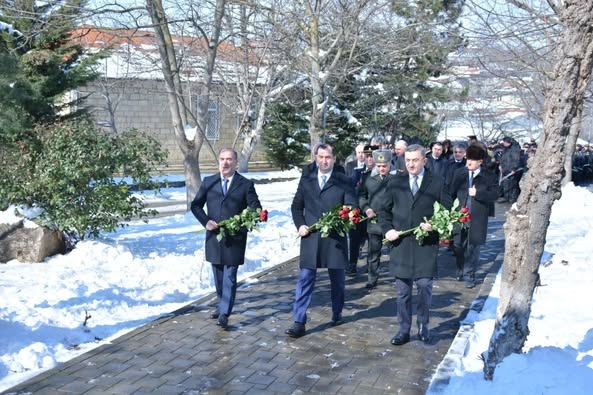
[372, 149, 392, 164]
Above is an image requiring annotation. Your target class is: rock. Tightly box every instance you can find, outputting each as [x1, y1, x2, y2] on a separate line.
[0, 221, 66, 263]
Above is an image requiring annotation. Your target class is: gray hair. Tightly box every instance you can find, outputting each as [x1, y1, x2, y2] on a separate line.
[406, 144, 426, 155]
[370, 135, 386, 145]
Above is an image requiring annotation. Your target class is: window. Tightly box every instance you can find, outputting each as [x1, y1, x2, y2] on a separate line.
[196, 95, 220, 141]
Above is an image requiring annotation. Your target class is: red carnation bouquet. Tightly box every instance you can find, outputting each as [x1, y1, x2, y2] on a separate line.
[383, 198, 471, 245]
[216, 207, 269, 241]
[306, 205, 366, 238]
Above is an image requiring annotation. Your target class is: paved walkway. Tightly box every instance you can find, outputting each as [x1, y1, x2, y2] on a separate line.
[3, 208, 507, 395]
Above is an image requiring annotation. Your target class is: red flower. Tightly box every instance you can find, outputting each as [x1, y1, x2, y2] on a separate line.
[216, 207, 269, 241]
[460, 207, 469, 214]
[459, 214, 472, 223]
[444, 239, 450, 245]
[306, 205, 368, 238]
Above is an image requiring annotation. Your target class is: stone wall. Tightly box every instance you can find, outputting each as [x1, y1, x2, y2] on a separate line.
[78, 78, 269, 172]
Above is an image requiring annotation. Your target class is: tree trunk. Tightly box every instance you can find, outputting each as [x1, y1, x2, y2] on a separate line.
[482, 0, 593, 380]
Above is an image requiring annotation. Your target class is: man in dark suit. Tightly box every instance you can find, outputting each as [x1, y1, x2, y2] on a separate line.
[391, 139, 408, 175]
[301, 143, 346, 176]
[380, 144, 451, 346]
[348, 144, 377, 275]
[448, 145, 498, 288]
[345, 143, 367, 177]
[425, 141, 449, 180]
[190, 148, 262, 329]
[445, 143, 467, 185]
[286, 143, 358, 338]
[359, 149, 392, 289]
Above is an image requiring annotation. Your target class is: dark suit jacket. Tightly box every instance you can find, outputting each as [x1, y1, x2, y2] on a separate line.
[345, 160, 365, 177]
[448, 166, 498, 245]
[426, 155, 449, 180]
[391, 155, 407, 175]
[379, 169, 451, 278]
[291, 169, 357, 269]
[191, 173, 261, 266]
[359, 173, 392, 235]
[445, 158, 466, 185]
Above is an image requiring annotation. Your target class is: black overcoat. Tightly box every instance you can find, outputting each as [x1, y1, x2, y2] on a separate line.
[291, 170, 358, 269]
[379, 170, 451, 279]
[191, 173, 261, 266]
[359, 173, 392, 235]
[448, 167, 498, 245]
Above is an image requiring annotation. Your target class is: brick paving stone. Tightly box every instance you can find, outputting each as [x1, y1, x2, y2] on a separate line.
[1, 206, 507, 395]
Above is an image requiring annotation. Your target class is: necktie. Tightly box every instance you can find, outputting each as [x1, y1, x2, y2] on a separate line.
[222, 178, 229, 195]
[320, 175, 327, 189]
[467, 172, 474, 211]
[411, 176, 419, 196]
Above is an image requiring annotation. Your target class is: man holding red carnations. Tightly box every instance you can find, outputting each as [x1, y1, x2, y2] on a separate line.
[286, 143, 358, 338]
[190, 148, 261, 330]
[448, 144, 499, 289]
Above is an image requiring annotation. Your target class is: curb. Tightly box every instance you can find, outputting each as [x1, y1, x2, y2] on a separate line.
[426, 251, 504, 393]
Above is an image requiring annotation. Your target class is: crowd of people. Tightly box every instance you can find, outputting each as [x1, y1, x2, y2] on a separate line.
[190, 134, 588, 345]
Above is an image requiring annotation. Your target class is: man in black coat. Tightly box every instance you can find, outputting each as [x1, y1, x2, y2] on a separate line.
[191, 148, 262, 329]
[448, 144, 499, 288]
[445, 143, 467, 185]
[498, 136, 522, 203]
[359, 149, 392, 288]
[348, 144, 377, 275]
[286, 143, 358, 338]
[425, 141, 449, 180]
[380, 144, 451, 346]
[345, 143, 367, 177]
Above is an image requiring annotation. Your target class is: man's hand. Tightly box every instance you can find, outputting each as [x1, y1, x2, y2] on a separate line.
[419, 222, 433, 232]
[206, 220, 218, 231]
[468, 185, 477, 197]
[385, 229, 400, 241]
[365, 208, 376, 218]
[298, 225, 310, 237]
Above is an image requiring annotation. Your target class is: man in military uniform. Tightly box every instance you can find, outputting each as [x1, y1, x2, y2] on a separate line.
[359, 149, 393, 289]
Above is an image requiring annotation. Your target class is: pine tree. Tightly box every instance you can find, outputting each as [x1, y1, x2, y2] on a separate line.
[0, 0, 103, 137]
[262, 101, 310, 170]
[333, 0, 464, 145]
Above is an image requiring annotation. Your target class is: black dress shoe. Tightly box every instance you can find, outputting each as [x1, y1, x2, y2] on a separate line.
[390, 333, 410, 346]
[455, 269, 463, 281]
[331, 313, 343, 326]
[365, 281, 377, 289]
[210, 309, 220, 319]
[417, 323, 431, 343]
[216, 314, 228, 329]
[285, 322, 306, 338]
